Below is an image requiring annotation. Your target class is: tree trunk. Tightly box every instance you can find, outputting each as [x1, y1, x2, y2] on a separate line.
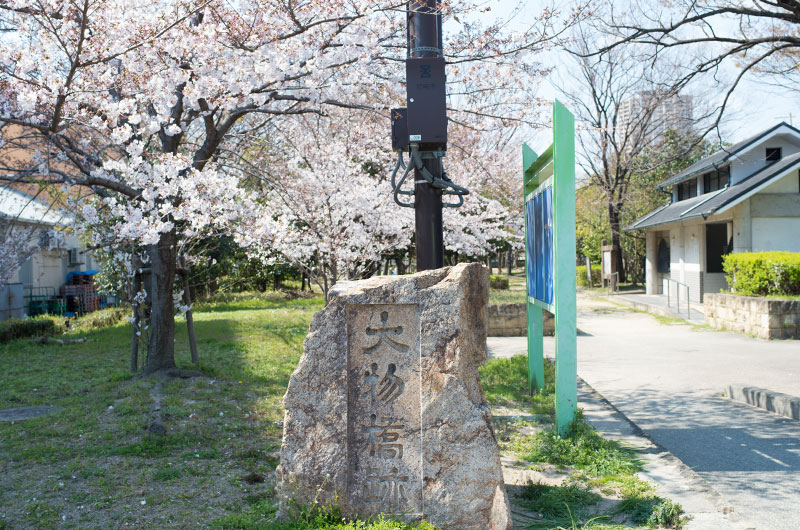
[507, 248, 513, 275]
[143, 230, 177, 374]
[608, 203, 627, 283]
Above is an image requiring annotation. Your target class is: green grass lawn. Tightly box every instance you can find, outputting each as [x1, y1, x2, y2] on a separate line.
[0, 291, 325, 529]
[0, 291, 685, 529]
[488, 269, 528, 305]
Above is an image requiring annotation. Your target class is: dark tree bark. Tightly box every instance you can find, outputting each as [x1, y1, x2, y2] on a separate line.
[143, 230, 178, 374]
[607, 202, 626, 283]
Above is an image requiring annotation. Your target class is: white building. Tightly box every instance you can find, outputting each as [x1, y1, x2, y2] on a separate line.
[1, 187, 94, 319]
[618, 91, 693, 146]
[627, 122, 800, 303]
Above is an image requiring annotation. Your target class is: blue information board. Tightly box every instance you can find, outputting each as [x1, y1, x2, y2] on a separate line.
[525, 185, 554, 308]
[522, 100, 576, 436]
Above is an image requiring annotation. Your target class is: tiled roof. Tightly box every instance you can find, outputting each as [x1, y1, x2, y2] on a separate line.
[656, 122, 800, 189]
[627, 152, 800, 230]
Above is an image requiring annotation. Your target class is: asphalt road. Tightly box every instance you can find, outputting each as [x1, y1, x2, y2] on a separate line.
[488, 293, 800, 530]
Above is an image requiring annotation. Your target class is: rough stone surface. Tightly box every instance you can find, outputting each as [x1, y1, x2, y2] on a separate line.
[277, 263, 512, 528]
[705, 293, 800, 340]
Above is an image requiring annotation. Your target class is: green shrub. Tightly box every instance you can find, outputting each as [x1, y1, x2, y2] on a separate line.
[0, 317, 56, 343]
[723, 251, 800, 297]
[489, 275, 509, 290]
[68, 307, 129, 332]
[646, 498, 688, 529]
[576, 264, 602, 287]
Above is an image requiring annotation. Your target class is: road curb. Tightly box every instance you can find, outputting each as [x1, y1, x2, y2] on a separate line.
[576, 376, 757, 530]
[728, 384, 800, 421]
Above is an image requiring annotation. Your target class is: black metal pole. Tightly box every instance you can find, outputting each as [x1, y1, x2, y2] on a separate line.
[408, 0, 444, 271]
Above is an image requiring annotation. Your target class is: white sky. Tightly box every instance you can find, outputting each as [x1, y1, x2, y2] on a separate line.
[465, 0, 800, 149]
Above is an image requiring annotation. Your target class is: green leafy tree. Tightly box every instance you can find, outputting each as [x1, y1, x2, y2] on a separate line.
[621, 132, 718, 284]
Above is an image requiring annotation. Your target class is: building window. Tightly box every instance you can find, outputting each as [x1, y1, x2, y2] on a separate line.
[703, 166, 730, 193]
[706, 223, 730, 273]
[766, 147, 782, 162]
[677, 178, 697, 201]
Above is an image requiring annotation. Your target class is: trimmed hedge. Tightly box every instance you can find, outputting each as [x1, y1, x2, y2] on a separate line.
[576, 264, 602, 287]
[723, 251, 800, 297]
[489, 275, 509, 290]
[0, 317, 56, 343]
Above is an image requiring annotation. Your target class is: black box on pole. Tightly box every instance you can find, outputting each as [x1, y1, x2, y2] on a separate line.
[406, 57, 447, 151]
[391, 108, 409, 151]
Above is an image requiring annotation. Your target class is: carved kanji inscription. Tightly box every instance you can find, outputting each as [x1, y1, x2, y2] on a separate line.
[346, 304, 421, 516]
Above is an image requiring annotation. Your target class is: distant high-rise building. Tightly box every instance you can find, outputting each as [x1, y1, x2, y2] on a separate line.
[617, 91, 693, 147]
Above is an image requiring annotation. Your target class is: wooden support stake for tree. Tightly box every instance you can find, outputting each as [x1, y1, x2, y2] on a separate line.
[130, 255, 142, 373]
[180, 258, 199, 365]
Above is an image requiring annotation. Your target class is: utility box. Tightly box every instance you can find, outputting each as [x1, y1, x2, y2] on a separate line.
[391, 108, 408, 151]
[0, 283, 24, 321]
[406, 57, 447, 150]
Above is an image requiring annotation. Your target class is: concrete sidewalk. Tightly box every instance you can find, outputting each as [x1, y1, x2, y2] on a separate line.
[487, 292, 800, 530]
[488, 340, 752, 530]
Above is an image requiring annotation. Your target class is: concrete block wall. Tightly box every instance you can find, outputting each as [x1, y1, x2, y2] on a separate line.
[703, 272, 728, 298]
[705, 293, 800, 340]
[487, 303, 554, 337]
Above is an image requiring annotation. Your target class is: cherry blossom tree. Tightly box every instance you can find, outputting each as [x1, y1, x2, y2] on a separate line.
[238, 105, 525, 300]
[237, 111, 412, 301]
[0, 0, 582, 373]
[0, 0, 403, 374]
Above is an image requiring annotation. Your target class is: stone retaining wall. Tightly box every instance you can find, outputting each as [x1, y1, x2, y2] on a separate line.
[704, 293, 800, 340]
[488, 303, 554, 337]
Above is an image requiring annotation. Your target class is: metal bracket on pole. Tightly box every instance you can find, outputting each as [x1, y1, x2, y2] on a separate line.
[409, 46, 442, 56]
[390, 146, 469, 209]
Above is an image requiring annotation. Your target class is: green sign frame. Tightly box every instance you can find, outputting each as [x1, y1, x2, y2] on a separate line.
[522, 100, 577, 436]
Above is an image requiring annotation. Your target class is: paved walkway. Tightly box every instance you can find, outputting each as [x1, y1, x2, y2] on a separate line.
[487, 293, 800, 530]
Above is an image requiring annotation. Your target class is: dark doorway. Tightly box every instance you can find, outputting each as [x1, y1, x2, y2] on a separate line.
[706, 224, 729, 273]
[657, 239, 670, 274]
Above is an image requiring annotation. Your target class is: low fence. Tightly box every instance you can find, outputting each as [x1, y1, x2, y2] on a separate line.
[488, 303, 554, 337]
[704, 293, 800, 340]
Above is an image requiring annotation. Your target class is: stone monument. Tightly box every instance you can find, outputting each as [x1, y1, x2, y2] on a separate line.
[277, 263, 512, 528]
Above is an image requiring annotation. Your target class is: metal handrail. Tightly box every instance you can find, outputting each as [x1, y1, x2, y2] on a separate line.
[663, 278, 690, 319]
